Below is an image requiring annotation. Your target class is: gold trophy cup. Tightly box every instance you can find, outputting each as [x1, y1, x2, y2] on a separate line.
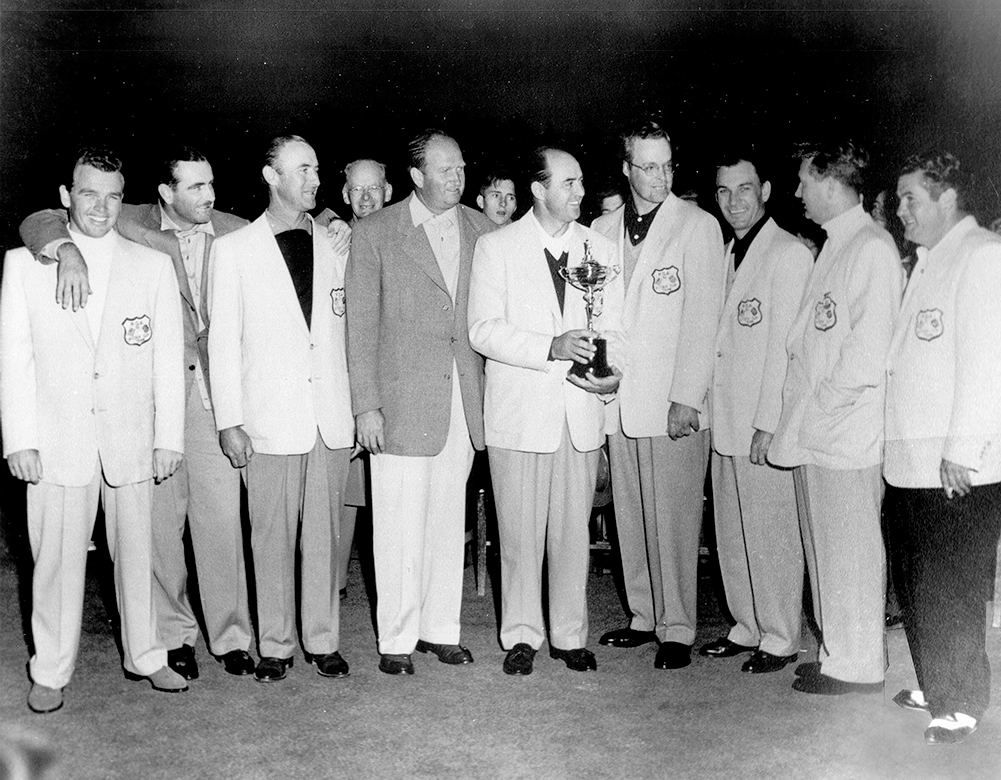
[559, 240, 620, 379]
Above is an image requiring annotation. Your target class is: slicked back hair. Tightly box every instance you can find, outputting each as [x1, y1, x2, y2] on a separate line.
[160, 144, 208, 190]
[900, 150, 971, 211]
[527, 147, 559, 188]
[264, 134, 308, 172]
[798, 141, 869, 195]
[68, 146, 123, 189]
[407, 129, 454, 173]
[716, 150, 769, 187]
[620, 120, 671, 163]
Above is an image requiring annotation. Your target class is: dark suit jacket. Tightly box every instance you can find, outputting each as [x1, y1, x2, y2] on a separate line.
[345, 194, 494, 456]
[20, 203, 248, 397]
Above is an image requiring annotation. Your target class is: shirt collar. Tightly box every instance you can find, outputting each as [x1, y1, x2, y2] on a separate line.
[409, 192, 456, 228]
[820, 202, 867, 240]
[265, 209, 311, 235]
[160, 206, 215, 236]
[916, 215, 978, 265]
[529, 209, 575, 256]
[624, 193, 665, 246]
[732, 214, 769, 257]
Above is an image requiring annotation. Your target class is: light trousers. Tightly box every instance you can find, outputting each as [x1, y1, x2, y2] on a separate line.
[28, 467, 165, 689]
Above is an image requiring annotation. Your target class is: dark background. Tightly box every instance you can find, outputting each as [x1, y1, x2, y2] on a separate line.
[2, 0, 1001, 242]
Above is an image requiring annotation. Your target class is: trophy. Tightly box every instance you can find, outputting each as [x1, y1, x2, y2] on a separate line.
[559, 240, 620, 379]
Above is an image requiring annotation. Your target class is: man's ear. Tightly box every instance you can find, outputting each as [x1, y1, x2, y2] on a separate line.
[384, 182, 393, 203]
[760, 181, 772, 204]
[530, 180, 546, 202]
[59, 185, 72, 209]
[476, 194, 485, 210]
[158, 183, 175, 206]
[342, 185, 351, 207]
[939, 187, 958, 212]
[410, 167, 424, 191]
[262, 165, 280, 187]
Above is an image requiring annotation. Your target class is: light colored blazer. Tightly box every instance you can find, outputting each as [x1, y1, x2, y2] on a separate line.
[19, 204, 248, 399]
[0, 235, 184, 487]
[885, 217, 1001, 487]
[208, 214, 353, 455]
[709, 218, 813, 457]
[468, 213, 624, 454]
[769, 205, 901, 470]
[592, 193, 726, 438]
[346, 195, 494, 456]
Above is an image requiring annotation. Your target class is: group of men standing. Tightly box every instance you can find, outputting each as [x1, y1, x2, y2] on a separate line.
[3, 122, 1000, 748]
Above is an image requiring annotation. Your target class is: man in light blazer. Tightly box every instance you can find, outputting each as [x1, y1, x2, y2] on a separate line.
[469, 147, 624, 675]
[209, 134, 355, 683]
[769, 141, 901, 696]
[884, 151, 1001, 745]
[591, 120, 726, 670]
[18, 146, 257, 680]
[1, 146, 187, 713]
[346, 129, 494, 676]
[704, 153, 812, 673]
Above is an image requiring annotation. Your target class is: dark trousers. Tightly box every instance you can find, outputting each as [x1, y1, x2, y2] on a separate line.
[886, 482, 1001, 720]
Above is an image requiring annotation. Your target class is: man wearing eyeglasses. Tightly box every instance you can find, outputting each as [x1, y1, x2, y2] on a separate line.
[334, 159, 393, 225]
[591, 120, 726, 671]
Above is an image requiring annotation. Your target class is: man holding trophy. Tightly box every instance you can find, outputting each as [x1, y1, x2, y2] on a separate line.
[469, 147, 624, 676]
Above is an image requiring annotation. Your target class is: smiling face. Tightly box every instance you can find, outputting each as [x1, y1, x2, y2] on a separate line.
[477, 178, 517, 226]
[716, 160, 770, 238]
[59, 164, 124, 238]
[896, 169, 953, 249]
[160, 159, 215, 229]
[342, 159, 390, 220]
[412, 135, 465, 214]
[623, 136, 673, 211]
[266, 140, 320, 214]
[533, 150, 584, 228]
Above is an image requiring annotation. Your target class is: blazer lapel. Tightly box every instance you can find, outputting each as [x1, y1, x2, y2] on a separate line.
[397, 197, 449, 296]
[252, 215, 310, 339]
[726, 218, 775, 306]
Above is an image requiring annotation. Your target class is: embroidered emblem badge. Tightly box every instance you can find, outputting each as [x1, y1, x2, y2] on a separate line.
[331, 287, 346, 317]
[813, 293, 837, 332]
[122, 315, 152, 346]
[652, 266, 681, 296]
[737, 298, 763, 327]
[915, 308, 944, 341]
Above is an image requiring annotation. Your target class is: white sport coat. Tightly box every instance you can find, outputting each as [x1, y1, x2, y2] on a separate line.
[591, 193, 726, 438]
[208, 214, 353, 455]
[884, 217, 1001, 487]
[468, 213, 624, 454]
[0, 235, 184, 487]
[769, 205, 901, 470]
[710, 218, 813, 457]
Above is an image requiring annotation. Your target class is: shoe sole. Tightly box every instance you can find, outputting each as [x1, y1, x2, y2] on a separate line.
[28, 698, 64, 714]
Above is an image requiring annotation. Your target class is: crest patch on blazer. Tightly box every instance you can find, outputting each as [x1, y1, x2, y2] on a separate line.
[737, 298, 763, 327]
[915, 308, 944, 341]
[331, 287, 346, 317]
[813, 293, 837, 332]
[651, 266, 681, 296]
[122, 315, 152, 346]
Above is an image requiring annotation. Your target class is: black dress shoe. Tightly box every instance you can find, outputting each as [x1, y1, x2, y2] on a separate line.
[167, 644, 199, 680]
[892, 689, 930, 712]
[598, 627, 658, 648]
[309, 651, 350, 678]
[654, 642, 692, 670]
[741, 650, 798, 674]
[549, 646, 597, 672]
[217, 650, 256, 676]
[503, 643, 536, 676]
[794, 661, 821, 678]
[415, 640, 474, 665]
[791, 672, 882, 696]
[698, 637, 756, 658]
[378, 654, 414, 676]
[254, 656, 293, 683]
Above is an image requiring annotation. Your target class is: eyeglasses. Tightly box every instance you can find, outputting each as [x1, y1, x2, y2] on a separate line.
[347, 185, 385, 195]
[626, 161, 673, 178]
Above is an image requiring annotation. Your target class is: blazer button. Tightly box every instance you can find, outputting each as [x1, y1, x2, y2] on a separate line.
[188, 364, 196, 371]
[93, 372, 100, 379]
[441, 304, 449, 312]
[450, 336, 457, 343]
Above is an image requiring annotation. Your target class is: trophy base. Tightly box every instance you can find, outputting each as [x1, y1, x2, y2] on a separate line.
[569, 337, 613, 379]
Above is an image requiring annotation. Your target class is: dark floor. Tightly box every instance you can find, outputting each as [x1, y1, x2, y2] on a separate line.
[1, 500, 1000, 779]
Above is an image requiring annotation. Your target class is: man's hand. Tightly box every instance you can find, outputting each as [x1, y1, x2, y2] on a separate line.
[667, 402, 700, 440]
[356, 410, 386, 455]
[940, 458, 973, 499]
[325, 218, 352, 255]
[54, 242, 92, 311]
[7, 449, 42, 484]
[153, 449, 183, 484]
[220, 426, 255, 469]
[551, 330, 597, 364]
[749, 429, 773, 465]
[568, 366, 622, 395]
